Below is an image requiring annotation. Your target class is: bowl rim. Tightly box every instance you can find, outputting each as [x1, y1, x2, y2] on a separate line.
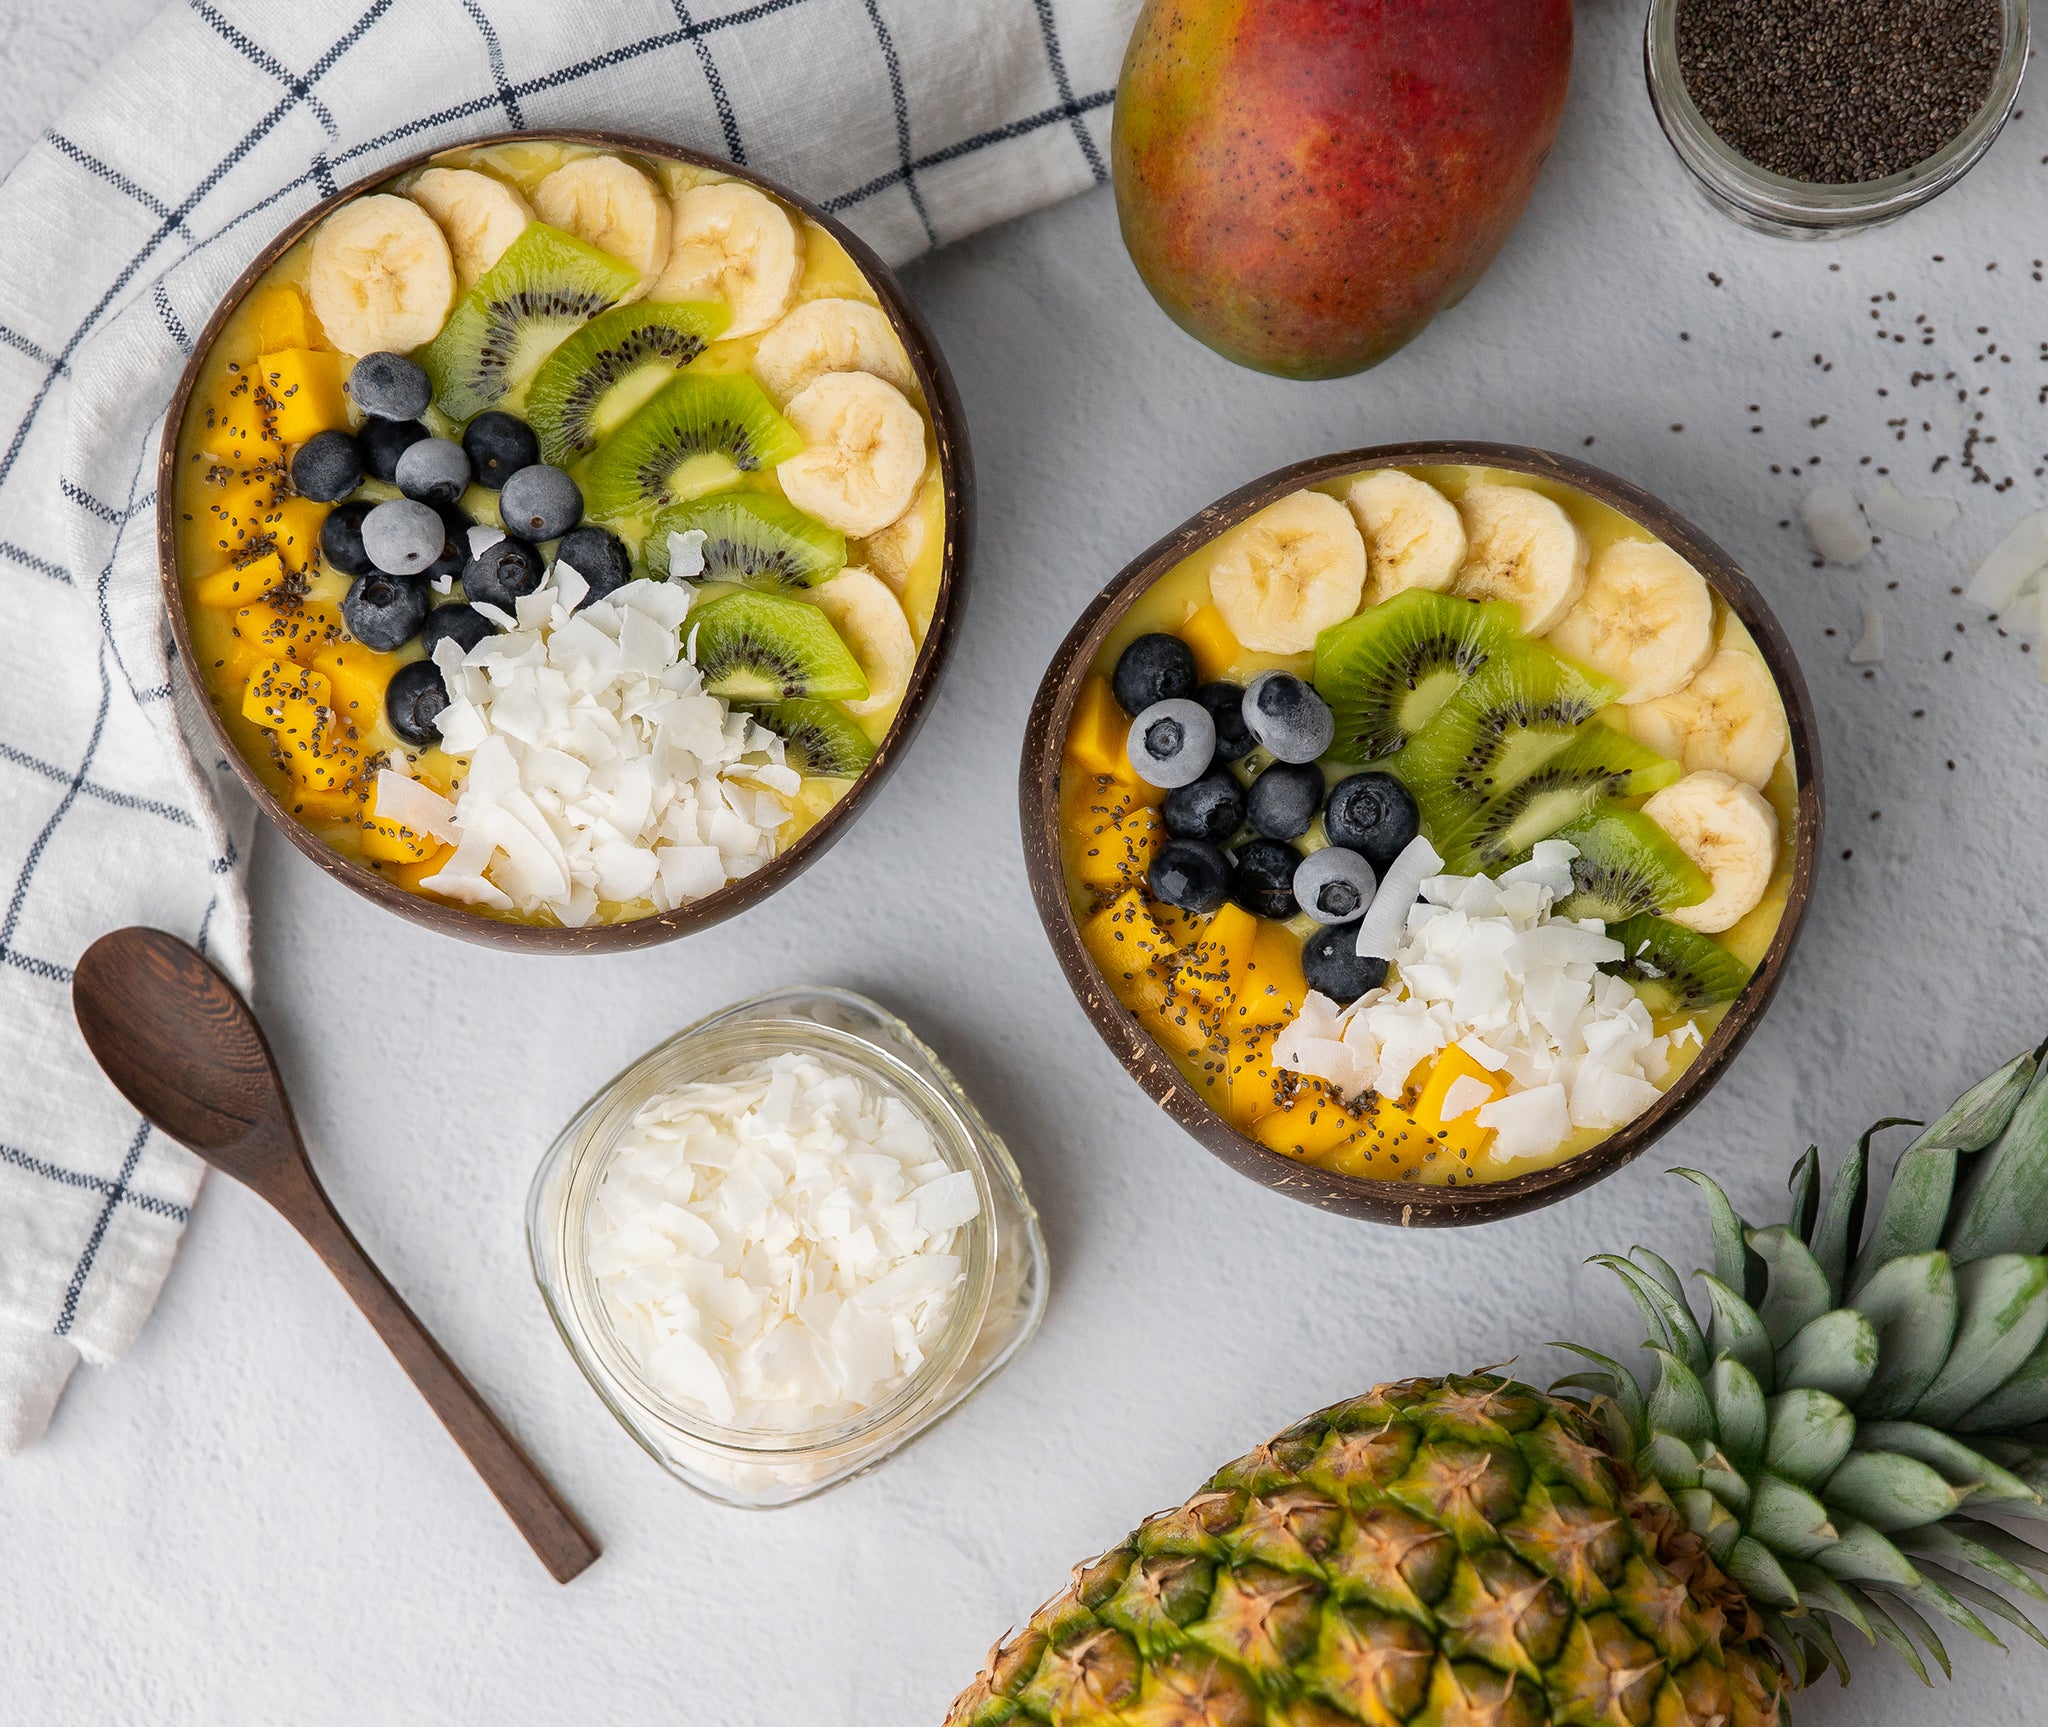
[1019, 442, 1825, 1227]
[158, 127, 973, 953]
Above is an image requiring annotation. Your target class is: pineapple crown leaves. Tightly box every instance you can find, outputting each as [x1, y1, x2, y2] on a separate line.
[1555, 1042, 2048, 1693]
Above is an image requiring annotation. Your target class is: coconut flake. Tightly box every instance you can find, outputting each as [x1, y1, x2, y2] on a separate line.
[666, 528, 709, 582]
[1356, 833, 1443, 961]
[1968, 510, 2048, 608]
[1848, 608, 1885, 665]
[583, 1050, 978, 1432]
[372, 769, 461, 842]
[467, 523, 506, 559]
[1862, 480, 1958, 543]
[1439, 1074, 1495, 1122]
[1803, 486, 1872, 566]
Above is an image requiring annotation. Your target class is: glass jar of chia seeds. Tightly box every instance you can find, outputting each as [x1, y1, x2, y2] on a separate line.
[525, 985, 1048, 1509]
[1645, 0, 2030, 237]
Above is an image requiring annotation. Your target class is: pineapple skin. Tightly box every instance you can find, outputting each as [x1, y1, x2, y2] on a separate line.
[945, 1375, 1784, 1727]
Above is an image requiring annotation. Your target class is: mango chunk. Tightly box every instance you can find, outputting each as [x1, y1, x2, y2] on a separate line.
[1080, 886, 1179, 1016]
[1180, 604, 1241, 682]
[1224, 1020, 1295, 1125]
[195, 464, 287, 570]
[1068, 778, 1164, 892]
[281, 784, 366, 824]
[360, 812, 438, 863]
[281, 709, 365, 792]
[1249, 1081, 1377, 1158]
[1065, 674, 1133, 779]
[267, 496, 329, 572]
[231, 596, 346, 669]
[256, 348, 347, 445]
[241, 657, 332, 728]
[246, 284, 319, 353]
[1170, 902, 1259, 1012]
[194, 548, 290, 609]
[1319, 1095, 1428, 1179]
[1226, 920, 1308, 1032]
[308, 641, 399, 730]
[388, 841, 459, 891]
[1413, 1044, 1509, 1163]
[197, 361, 281, 465]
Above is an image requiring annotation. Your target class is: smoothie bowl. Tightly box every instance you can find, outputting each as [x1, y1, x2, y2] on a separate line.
[1023, 446, 1822, 1225]
[159, 131, 967, 951]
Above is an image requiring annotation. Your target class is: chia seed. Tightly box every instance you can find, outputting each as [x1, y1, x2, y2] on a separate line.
[1677, 0, 2004, 184]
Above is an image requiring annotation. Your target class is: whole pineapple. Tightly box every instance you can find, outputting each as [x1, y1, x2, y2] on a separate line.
[947, 1040, 2048, 1725]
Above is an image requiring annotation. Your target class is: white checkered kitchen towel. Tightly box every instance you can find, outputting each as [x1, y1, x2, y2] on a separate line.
[0, 0, 1136, 1453]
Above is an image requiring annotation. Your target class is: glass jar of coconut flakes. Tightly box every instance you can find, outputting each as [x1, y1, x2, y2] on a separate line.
[526, 986, 1048, 1508]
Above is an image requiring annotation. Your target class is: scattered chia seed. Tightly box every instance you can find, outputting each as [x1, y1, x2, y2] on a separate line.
[1677, 0, 2004, 184]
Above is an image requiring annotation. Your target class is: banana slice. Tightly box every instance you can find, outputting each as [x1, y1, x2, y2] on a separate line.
[754, 297, 915, 404]
[863, 479, 934, 595]
[1629, 645, 1788, 788]
[1207, 490, 1366, 655]
[407, 167, 533, 294]
[1346, 470, 1466, 605]
[531, 155, 670, 304]
[307, 193, 456, 357]
[810, 567, 914, 718]
[1546, 539, 1714, 704]
[1642, 771, 1778, 934]
[776, 371, 926, 537]
[654, 182, 801, 337]
[1453, 483, 1588, 635]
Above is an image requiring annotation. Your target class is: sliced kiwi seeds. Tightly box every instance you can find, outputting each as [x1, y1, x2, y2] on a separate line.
[583, 373, 803, 521]
[752, 697, 876, 777]
[1603, 913, 1753, 1013]
[1314, 590, 1520, 763]
[1429, 722, 1682, 874]
[688, 590, 868, 703]
[524, 300, 731, 465]
[418, 223, 641, 422]
[646, 492, 846, 588]
[1546, 806, 1711, 922]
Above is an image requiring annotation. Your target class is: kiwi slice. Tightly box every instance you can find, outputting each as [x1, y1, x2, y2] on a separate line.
[418, 224, 641, 422]
[647, 493, 846, 588]
[525, 300, 731, 465]
[1314, 590, 1520, 763]
[1604, 914, 1753, 1014]
[583, 375, 802, 522]
[753, 697, 876, 777]
[1434, 723, 1682, 874]
[689, 590, 868, 702]
[1392, 638, 1621, 835]
[1548, 806, 1711, 922]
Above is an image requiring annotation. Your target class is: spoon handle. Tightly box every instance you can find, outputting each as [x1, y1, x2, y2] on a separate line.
[281, 1159, 601, 1583]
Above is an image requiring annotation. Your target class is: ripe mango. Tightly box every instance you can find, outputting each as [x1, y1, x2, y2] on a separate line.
[1112, 0, 1574, 379]
[256, 348, 347, 445]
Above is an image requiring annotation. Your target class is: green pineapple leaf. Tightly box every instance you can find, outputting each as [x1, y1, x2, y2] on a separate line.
[1918, 1561, 2048, 1650]
[1898, 1572, 2004, 1648]
[1673, 1167, 1759, 1299]
[1911, 1255, 2048, 1425]
[1948, 1066, 2048, 1262]
[1591, 1254, 1707, 1374]
[1647, 1348, 1712, 1445]
[1956, 1333, 2048, 1433]
[1864, 1589, 1945, 1681]
[1787, 1145, 1822, 1242]
[1700, 1274, 1776, 1385]
[1826, 1451, 1970, 1533]
[1764, 1387, 1856, 1485]
[1859, 1421, 2041, 1507]
[1749, 1473, 1840, 1558]
[1851, 1251, 1958, 1419]
[1903, 1522, 2048, 1603]
[1810, 1130, 1879, 1302]
[1752, 1226, 1833, 1348]
[1784, 1559, 1878, 1643]
[1708, 1355, 1769, 1473]
[1852, 1146, 1960, 1297]
[1819, 1520, 1922, 1587]
[1777, 1307, 1880, 1402]
[1727, 1534, 1801, 1606]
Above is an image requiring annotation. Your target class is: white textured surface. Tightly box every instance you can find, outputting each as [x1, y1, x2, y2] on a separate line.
[7, 3, 2048, 1722]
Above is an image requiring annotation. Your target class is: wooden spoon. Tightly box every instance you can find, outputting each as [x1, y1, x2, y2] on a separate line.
[72, 926, 600, 1583]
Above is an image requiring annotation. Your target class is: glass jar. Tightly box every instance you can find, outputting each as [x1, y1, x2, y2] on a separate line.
[1644, 0, 2030, 237]
[527, 986, 1048, 1508]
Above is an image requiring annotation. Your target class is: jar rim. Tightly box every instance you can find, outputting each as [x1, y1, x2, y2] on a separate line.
[1644, 0, 2030, 231]
[537, 1013, 1000, 1458]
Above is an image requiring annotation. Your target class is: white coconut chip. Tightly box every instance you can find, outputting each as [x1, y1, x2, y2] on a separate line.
[372, 769, 461, 842]
[467, 523, 506, 558]
[416, 573, 794, 922]
[1968, 510, 2048, 608]
[1861, 480, 1958, 543]
[583, 1050, 979, 1432]
[1803, 486, 1871, 566]
[1277, 860, 1694, 1164]
[666, 528, 708, 581]
[1848, 608, 1885, 665]
[1355, 833, 1444, 961]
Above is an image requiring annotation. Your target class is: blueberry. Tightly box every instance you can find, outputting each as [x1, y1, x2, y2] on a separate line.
[554, 525, 632, 605]
[394, 436, 470, 506]
[360, 498, 446, 575]
[358, 416, 428, 482]
[1246, 761, 1324, 840]
[424, 500, 472, 586]
[1112, 632, 1198, 715]
[1231, 838, 1301, 919]
[1301, 924, 1389, 1005]
[1293, 847, 1377, 925]
[345, 352, 432, 421]
[385, 659, 450, 748]
[319, 500, 377, 575]
[1323, 772, 1421, 869]
[1243, 672, 1335, 764]
[420, 602, 494, 658]
[462, 411, 539, 489]
[1147, 839, 1231, 915]
[499, 463, 583, 540]
[341, 570, 429, 651]
[1162, 769, 1245, 844]
[290, 429, 361, 502]
[462, 534, 545, 609]
[1196, 680, 1255, 763]
[1125, 697, 1216, 789]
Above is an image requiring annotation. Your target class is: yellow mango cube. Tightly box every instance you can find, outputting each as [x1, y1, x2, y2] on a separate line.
[1413, 1044, 1509, 1162]
[282, 710, 364, 792]
[197, 362, 280, 464]
[1180, 604, 1241, 683]
[241, 657, 332, 729]
[1227, 921, 1308, 1033]
[281, 785, 365, 824]
[193, 548, 290, 609]
[266, 496, 329, 572]
[246, 284, 317, 353]
[388, 842, 459, 893]
[1248, 1082, 1376, 1158]
[256, 348, 347, 445]
[1080, 887, 1178, 1016]
[232, 596, 345, 668]
[195, 464, 286, 570]
[1071, 796, 1162, 893]
[308, 641, 399, 730]
[360, 813, 438, 863]
[1170, 902, 1259, 1012]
